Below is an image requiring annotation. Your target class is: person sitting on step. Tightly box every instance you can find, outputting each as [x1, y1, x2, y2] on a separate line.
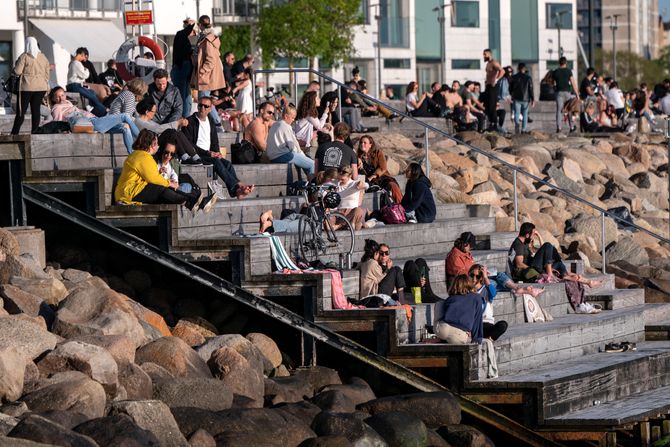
[181, 96, 255, 199]
[509, 222, 603, 313]
[154, 139, 217, 213]
[114, 129, 203, 211]
[435, 274, 483, 345]
[321, 166, 369, 231]
[402, 258, 441, 303]
[446, 231, 543, 296]
[469, 264, 508, 341]
[401, 162, 436, 224]
[356, 135, 402, 204]
[358, 240, 406, 304]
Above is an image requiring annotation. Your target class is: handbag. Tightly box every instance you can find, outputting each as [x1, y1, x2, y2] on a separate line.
[4, 73, 20, 95]
[67, 111, 94, 134]
[381, 203, 406, 225]
[231, 139, 259, 164]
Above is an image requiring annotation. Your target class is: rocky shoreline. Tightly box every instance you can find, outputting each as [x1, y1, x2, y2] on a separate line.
[0, 228, 493, 447]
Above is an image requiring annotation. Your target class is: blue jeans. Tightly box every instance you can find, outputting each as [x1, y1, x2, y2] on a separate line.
[271, 151, 315, 176]
[490, 272, 513, 292]
[272, 212, 301, 233]
[197, 90, 221, 125]
[178, 183, 193, 193]
[171, 61, 193, 118]
[91, 114, 139, 154]
[66, 83, 107, 117]
[512, 101, 529, 131]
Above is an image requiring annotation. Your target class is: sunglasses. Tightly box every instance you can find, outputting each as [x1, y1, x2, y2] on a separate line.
[198, 104, 211, 109]
[469, 272, 483, 279]
[379, 250, 389, 256]
[164, 151, 175, 157]
[265, 110, 275, 115]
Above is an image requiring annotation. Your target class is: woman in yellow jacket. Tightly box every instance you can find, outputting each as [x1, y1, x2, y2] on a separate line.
[11, 37, 50, 134]
[115, 129, 203, 209]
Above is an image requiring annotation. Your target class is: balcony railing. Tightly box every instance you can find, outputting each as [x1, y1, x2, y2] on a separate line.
[379, 16, 410, 48]
[18, 0, 122, 17]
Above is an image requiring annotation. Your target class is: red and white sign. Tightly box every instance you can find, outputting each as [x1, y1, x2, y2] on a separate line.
[125, 10, 153, 26]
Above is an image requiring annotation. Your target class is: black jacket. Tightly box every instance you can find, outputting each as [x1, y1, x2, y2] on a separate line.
[172, 24, 195, 68]
[182, 113, 219, 153]
[510, 72, 534, 103]
[401, 175, 436, 223]
[149, 82, 183, 124]
[82, 60, 99, 85]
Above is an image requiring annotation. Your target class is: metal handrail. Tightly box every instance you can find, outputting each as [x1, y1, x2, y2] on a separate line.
[252, 68, 670, 274]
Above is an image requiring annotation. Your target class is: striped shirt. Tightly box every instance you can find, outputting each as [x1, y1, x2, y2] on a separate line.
[109, 90, 137, 116]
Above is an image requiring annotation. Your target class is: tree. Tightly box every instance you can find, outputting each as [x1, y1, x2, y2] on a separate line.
[256, 0, 361, 88]
[219, 26, 252, 60]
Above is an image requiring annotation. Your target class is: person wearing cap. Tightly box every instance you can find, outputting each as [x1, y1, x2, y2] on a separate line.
[446, 231, 543, 297]
[171, 17, 197, 118]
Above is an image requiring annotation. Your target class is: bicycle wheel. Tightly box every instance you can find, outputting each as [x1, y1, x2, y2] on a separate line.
[298, 215, 320, 263]
[321, 212, 355, 262]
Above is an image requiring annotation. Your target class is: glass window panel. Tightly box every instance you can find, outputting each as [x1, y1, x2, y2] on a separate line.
[383, 58, 411, 69]
[547, 3, 573, 29]
[452, 1, 479, 28]
[451, 59, 480, 69]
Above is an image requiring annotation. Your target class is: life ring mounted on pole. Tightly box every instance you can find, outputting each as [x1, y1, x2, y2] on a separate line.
[115, 35, 166, 82]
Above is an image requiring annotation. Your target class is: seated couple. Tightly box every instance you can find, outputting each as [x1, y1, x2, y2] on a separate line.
[509, 222, 602, 314]
[358, 239, 441, 306]
[114, 129, 215, 212]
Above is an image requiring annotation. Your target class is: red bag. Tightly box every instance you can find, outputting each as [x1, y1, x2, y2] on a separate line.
[381, 204, 406, 224]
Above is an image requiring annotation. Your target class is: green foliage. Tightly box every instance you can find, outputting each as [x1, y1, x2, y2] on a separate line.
[256, 0, 361, 69]
[579, 48, 665, 90]
[219, 26, 252, 59]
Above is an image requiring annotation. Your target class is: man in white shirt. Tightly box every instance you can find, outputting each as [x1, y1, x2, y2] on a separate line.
[65, 48, 107, 117]
[605, 81, 626, 119]
[266, 105, 315, 177]
[182, 96, 254, 199]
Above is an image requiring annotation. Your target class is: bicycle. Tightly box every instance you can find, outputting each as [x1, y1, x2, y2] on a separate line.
[293, 182, 355, 268]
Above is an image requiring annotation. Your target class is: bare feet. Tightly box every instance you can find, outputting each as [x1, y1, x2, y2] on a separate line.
[259, 210, 273, 233]
[236, 183, 255, 199]
[585, 279, 603, 288]
[511, 286, 544, 297]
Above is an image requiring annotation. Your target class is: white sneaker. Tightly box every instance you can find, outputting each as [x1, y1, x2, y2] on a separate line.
[207, 180, 226, 200]
[575, 302, 602, 314]
[85, 105, 94, 112]
[364, 218, 378, 229]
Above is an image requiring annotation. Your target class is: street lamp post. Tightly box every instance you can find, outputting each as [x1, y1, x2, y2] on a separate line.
[554, 10, 569, 58]
[606, 14, 621, 80]
[432, 3, 450, 84]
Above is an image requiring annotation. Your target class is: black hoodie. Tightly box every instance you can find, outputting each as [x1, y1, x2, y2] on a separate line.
[401, 175, 436, 223]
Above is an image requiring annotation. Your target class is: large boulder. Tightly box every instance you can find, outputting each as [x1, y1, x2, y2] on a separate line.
[310, 411, 386, 446]
[246, 333, 283, 370]
[7, 414, 98, 447]
[74, 414, 161, 446]
[136, 337, 210, 379]
[187, 429, 216, 447]
[560, 148, 607, 177]
[511, 144, 552, 172]
[357, 392, 461, 428]
[265, 368, 342, 405]
[21, 375, 106, 420]
[8, 277, 67, 306]
[273, 401, 323, 427]
[298, 436, 353, 447]
[0, 412, 19, 435]
[318, 378, 376, 407]
[311, 390, 357, 413]
[207, 347, 263, 405]
[118, 362, 152, 400]
[545, 165, 583, 195]
[69, 335, 135, 366]
[152, 378, 233, 411]
[0, 347, 26, 403]
[561, 157, 584, 183]
[171, 319, 215, 347]
[4, 254, 48, 280]
[0, 285, 53, 325]
[37, 341, 119, 397]
[52, 277, 147, 347]
[109, 400, 188, 447]
[0, 228, 20, 257]
[569, 215, 620, 251]
[365, 411, 428, 447]
[606, 237, 650, 266]
[437, 424, 494, 447]
[214, 408, 316, 447]
[0, 315, 57, 360]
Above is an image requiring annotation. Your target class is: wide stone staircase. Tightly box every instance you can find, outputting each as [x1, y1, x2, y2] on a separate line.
[3, 118, 670, 445]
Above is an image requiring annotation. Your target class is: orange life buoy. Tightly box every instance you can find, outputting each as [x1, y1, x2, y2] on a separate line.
[115, 35, 166, 82]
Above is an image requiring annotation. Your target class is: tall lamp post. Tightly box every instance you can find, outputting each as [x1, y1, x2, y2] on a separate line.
[606, 14, 621, 80]
[554, 10, 569, 58]
[369, 2, 383, 97]
[432, 3, 450, 84]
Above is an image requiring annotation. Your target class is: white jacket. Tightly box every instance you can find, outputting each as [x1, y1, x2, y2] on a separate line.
[67, 60, 89, 85]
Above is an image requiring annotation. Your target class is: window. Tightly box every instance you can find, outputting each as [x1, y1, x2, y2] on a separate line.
[383, 58, 411, 69]
[546, 60, 574, 71]
[274, 57, 309, 68]
[69, 0, 87, 11]
[0, 42, 11, 82]
[547, 3, 573, 29]
[359, 0, 370, 24]
[452, 1, 479, 28]
[451, 59, 480, 70]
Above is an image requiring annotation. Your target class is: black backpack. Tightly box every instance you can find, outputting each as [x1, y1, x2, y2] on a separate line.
[231, 140, 259, 164]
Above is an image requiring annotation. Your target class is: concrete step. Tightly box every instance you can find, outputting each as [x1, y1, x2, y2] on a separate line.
[486, 305, 646, 377]
[585, 288, 645, 311]
[545, 383, 670, 427]
[643, 304, 670, 326]
[482, 340, 670, 424]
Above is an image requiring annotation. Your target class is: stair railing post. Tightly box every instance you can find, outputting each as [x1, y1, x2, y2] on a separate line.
[292, 71, 298, 107]
[337, 86, 342, 123]
[424, 129, 430, 177]
[513, 170, 519, 232]
[251, 71, 257, 118]
[601, 211, 607, 274]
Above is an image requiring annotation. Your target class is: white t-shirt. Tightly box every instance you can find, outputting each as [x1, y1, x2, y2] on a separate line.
[406, 92, 418, 111]
[196, 116, 211, 152]
[661, 94, 670, 116]
[606, 88, 625, 110]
